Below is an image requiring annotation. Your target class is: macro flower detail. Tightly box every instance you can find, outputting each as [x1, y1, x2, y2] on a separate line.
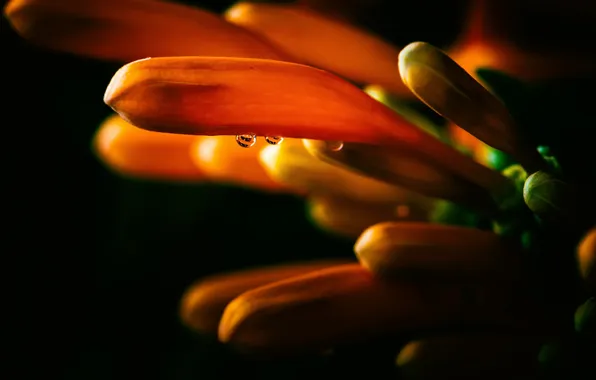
[6, 0, 594, 378]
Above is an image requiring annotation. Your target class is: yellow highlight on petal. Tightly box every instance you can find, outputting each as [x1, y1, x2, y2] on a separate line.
[93, 114, 204, 181]
[225, 2, 409, 95]
[259, 140, 416, 204]
[355, 222, 521, 280]
[303, 139, 498, 212]
[307, 196, 426, 238]
[191, 136, 288, 192]
[398, 41, 545, 172]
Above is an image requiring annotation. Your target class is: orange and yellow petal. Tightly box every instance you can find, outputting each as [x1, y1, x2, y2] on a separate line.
[93, 114, 204, 181]
[259, 140, 421, 204]
[399, 41, 545, 172]
[354, 222, 521, 280]
[4, 0, 285, 61]
[104, 57, 512, 198]
[303, 140, 501, 212]
[191, 136, 288, 192]
[179, 259, 354, 334]
[224, 2, 409, 95]
[219, 264, 532, 353]
[307, 196, 426, 238]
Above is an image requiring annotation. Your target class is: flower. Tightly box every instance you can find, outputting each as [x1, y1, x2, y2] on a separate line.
[6, 0, 595, 377]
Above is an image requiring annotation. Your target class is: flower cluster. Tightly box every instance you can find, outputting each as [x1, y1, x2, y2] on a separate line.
[6, 0, 594, 378]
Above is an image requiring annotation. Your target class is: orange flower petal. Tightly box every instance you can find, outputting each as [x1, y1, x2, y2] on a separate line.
[399, 42, 545, 172]
[307, 196, 427, 238]
[93, 114, 204, 181]
[577, 228, 596, 293]
[259, 140, 422, 204]
[219, 264, 534, 353]
[302, 140, 500, 212]
[105, 57, 413, 142]
[179, 259, 353, 334]
[4, 0, 285, 60]
[354, 222, 521, 281]
[224, 2, 409, 95]
[191, 136, 288, 192]
[105, 56, 512, 196]
[397, 334, 541, 379]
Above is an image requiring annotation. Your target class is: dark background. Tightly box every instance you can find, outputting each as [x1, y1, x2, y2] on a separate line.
[6, 1, 590, 379]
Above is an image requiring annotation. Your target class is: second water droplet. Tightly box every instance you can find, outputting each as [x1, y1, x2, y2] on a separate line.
[265, 136, 284, 145]
[236, 133, 257, 148]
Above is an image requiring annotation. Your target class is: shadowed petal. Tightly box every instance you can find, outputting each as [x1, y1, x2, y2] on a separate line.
[307, 196, 426, 238]
[219, 264, 534, 353]
[191, 136, 288, 192]
[355, 222, 521, 280]
[399, 42, 545, 172]
[397, 334, 541, 379]
[93, 114, 204, 180]
[224, 2, 409, 94]
[180, 259, 353, 334]
[303, 140, 507, 212]
[259, 140, 424, 204]
[4, 0, 285, 60]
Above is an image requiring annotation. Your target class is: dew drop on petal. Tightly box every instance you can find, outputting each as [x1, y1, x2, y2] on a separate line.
[325, 141, 344, 152]
[396, 205, 410, 218]
[236, 133, 257, 148]
[265, 136, 284, 145]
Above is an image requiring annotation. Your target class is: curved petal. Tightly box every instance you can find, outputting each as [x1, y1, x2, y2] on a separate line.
[219, 264, 534, 353]
[398, 42, 545, 172]
[307, 196, 426, 238]
[303, 140, 501, 213]
[105, 56, 512, 198]
[179, 259, 354, 334]
[259, 140, 423, 204]
[224, 2, 409, 95]
[397, 334, 541, 379]
[578, 228, 596, 293]
[4, 0, 285, 60]
[354, 222, 521, 281]
[93, 114, 204, 180]
[191, 136, 288, 192]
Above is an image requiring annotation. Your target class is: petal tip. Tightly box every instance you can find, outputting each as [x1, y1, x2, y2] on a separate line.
[103, 58, 151, 109]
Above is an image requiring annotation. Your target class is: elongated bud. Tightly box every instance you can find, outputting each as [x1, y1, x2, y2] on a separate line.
[398, 41, 545, 172]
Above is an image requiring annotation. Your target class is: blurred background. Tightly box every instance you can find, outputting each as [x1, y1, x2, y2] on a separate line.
[5, 1, 593, 379]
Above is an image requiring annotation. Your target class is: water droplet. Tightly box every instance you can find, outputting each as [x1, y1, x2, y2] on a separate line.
[235, 133, 257, 148]
[396, 205, 410, 218]
[265, 136, 284, 145]
[325, 141, 344, 152]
